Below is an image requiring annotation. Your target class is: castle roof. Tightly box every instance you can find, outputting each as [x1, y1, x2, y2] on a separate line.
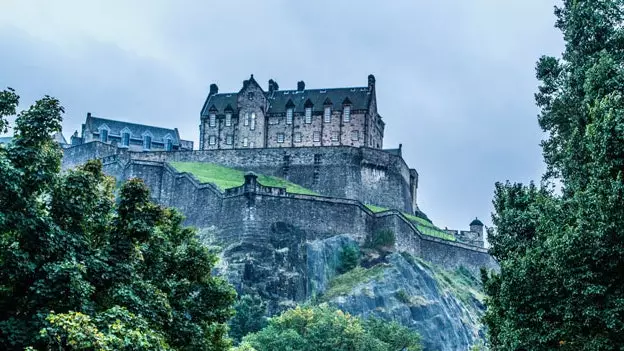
[470, 218, 484, 226]
[201, 86, 372, 116]
[85, 115, 183, 144]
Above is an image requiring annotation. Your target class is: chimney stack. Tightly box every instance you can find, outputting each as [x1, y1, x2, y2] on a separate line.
[209, 84, 219, 96]
[297, 81, 305, 91]
[368, 74, 376, 91]
[268, 79, 279, 93]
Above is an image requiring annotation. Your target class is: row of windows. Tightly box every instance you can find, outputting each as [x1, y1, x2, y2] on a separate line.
[99, 130, 173, 151]
[207, 105, 352, 128]
[205, 130, 361, 147]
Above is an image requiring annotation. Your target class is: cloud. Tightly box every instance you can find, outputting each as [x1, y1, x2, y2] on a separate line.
[0, 0, 563, 230]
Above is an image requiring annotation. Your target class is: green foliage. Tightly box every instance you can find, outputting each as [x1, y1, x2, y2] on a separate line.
[337, 244, 360, 273]
[229, 294, 268, 344]
[0, 89, 236, 350]
[483, 1, 624, 349]
[240, 304, 422, 351]
[366, 229, 396, 249]
[169, 161, 317, 195]
[395, 289, 411, 304]
[365, 205, 456, 241]
[322, 266, 385, 300]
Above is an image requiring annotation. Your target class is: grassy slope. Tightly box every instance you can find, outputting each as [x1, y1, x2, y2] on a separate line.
[169, 162, 317, 195]
[365, 204, 456, 241]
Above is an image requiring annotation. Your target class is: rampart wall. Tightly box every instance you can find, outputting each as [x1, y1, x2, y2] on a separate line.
[63, 142, 417, 213]
[118, 160, 496, 274]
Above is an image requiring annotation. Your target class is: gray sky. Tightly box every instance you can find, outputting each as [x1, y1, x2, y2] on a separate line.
[0, 0, 563, 231]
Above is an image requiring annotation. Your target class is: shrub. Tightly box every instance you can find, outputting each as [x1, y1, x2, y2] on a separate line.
[338, 245, 360, 273]
[366, 229, 396, 250]
[395, 289, 411, 304]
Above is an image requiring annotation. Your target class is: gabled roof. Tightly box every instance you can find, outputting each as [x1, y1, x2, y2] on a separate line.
[201, 86, 372, 116]
[85, 115, 181, 144]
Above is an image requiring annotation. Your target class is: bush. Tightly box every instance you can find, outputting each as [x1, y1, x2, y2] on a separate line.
[395, 289, 411, 304]
[338, 245, 360, 273]
[366, 229, 396, 250]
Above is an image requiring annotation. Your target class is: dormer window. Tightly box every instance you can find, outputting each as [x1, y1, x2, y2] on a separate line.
[209, 113, 216, 127]
[343, 105, 351, 122]
[122, 132, 130, 147]
[286, 108, 293, 124]
[143, 135, 152, 150]
[324, 107, 331, 123]
[100, 129, 108, 143]
[165, 138, 173, 151]
[225, 113, 232, 127]
[305, 107, 312, 124]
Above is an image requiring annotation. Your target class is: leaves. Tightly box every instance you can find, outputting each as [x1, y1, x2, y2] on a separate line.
[0, 89, 236, 350]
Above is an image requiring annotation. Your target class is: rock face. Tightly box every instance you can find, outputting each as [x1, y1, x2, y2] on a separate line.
[323, 252, 485, 351]
[210, 228, 487, 351]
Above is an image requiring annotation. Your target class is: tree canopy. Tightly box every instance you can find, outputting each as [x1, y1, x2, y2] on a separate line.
[0, 89, 236, 350]
[483, 1, 624, 349]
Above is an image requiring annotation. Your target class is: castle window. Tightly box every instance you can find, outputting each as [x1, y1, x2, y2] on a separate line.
[248, 92, 254, 100]
[209, 113, 216, 127]
[351, 130, 359, 141]
[313, 131, 321, 142]
[331, 131, 339, 142]
[305, 107, 312, 124]
[244, 112, 250, 126]
[225, 113, 232, 126]
[226, 134, 233, 145]
[143, 135, 152, 150]
[286, 108, 293, 124]
[242, 137, 248, 148]
[314, 154, 322, 165]
[100, 129, 108, 143]
[324, 107, 331, 123]
[294, 132, 302, 143]
[343, 105, 351, 122]
[269, 117, 279, 125]
[250, 113, 256, 130]
[250, 141, 255, 148]
[209, 135, 216, 145]
[165, 138, 173, 151]
[122, 132, 130, 147]
[277, 133, 285, 143]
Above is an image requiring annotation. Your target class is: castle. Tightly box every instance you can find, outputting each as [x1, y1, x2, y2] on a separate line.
[60, 75, 494, 280]
[199, 75, 383, 150]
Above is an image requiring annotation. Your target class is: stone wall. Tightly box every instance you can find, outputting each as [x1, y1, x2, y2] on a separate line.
[114, 160, 496, 275]
[66, 144, 417, 213]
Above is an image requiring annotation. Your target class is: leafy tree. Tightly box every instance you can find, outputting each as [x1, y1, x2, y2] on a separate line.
[238, 304, 421, 351]
[229, 294, 268, 343]
[0, 89, 236, 350]
[337, 244, 359, 273]
[483, 1, 624, 349]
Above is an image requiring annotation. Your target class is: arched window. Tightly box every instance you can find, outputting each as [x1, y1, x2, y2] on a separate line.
[250, 112, 256, 130]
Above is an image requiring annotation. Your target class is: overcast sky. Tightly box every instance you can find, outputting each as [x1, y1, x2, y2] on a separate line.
[0, 0, 563, 230]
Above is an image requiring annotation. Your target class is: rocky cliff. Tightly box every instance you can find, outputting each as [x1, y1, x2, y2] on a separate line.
[204, 227, 488, 351]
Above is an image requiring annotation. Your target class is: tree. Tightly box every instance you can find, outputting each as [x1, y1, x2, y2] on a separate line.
[0, 89, 236, 350]
[482, 1, 624, 349]
[228, 294, 268, 343]
[237, 304, 422, 351]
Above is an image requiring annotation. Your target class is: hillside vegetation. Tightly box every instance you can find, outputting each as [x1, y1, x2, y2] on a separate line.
[169, 161, 318, 195]
[365, 204, 456, 241]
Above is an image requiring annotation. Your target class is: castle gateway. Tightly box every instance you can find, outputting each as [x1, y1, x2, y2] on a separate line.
[199, 75, 384, 150]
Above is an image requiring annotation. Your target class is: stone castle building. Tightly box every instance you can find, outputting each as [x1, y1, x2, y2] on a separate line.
[70, 113, 193, 152]
[199, 74, 384, 150]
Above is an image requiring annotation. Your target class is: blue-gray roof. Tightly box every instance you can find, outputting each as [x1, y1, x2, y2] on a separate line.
[201, 87, 372, 116]
[85, 115, 182, 144]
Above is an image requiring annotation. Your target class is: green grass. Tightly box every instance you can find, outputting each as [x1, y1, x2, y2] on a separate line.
[169, 162, 318, 195]
[365, 204, 456, 241]
[322, 265, 386, 301]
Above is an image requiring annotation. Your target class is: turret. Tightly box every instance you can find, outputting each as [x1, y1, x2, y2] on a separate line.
[469, 218, 484, 236]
